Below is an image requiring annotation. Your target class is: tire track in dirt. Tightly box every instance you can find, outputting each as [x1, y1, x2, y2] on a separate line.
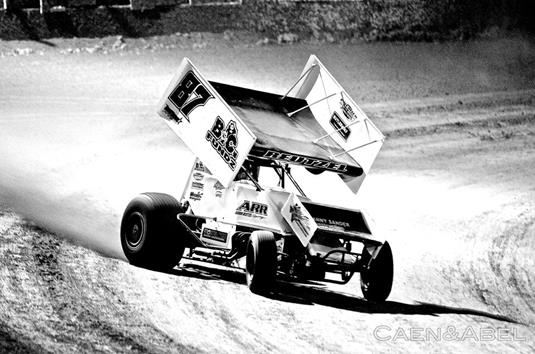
[0, 213, 50, 354]
[37, 234, 203, 353]
[0, 213, 72, 352]
[459, 207, 535, 326]
[367, 90, 535, 137]
[0, 210, 200, 353]
[372, 117, 535, 326]
[31, 233, 152, 353]
[362, 89, 535, 113]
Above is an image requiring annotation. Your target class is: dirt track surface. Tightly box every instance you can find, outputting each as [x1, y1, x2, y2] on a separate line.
[1, 36, 534, 352]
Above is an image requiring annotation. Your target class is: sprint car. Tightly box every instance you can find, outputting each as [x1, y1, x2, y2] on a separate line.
[120, 55, 394, 301]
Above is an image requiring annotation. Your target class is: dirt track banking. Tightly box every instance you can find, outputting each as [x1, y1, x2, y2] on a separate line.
[1, 37, 534, 352]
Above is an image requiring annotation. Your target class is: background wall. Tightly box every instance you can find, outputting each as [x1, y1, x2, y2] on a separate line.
[1, 0, 534, 41]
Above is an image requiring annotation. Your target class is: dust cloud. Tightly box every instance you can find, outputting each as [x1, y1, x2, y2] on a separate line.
[0, 100, 193, 260]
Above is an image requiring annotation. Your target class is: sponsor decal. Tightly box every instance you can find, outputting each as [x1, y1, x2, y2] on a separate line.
[168, 70, 213, 122]
[289, 203, 312, 236]
[193, 172, 204, 181]
[213, 181, 225, 198]
[340, 97, 358, 122]
[205, 117, 239, 170]
[314, 217, 351, 231]
[262, 150, 348, 173]
[189, 191, 203, 201]
[281, 194, 317, 247]
[235, 200, 268, 218]
[191, 181, 204, 190]
[194, 160, 207, 172]
[329, 111, 351, 141]
[201, 228, 228, 243]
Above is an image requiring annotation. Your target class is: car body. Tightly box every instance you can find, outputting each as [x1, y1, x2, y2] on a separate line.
[120, 56, 394, 301]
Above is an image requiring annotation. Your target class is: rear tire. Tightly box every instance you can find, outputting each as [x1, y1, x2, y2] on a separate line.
[121, 193, 186, 271]
[246, 231, 277, 294]
[360, 241, 393, 302]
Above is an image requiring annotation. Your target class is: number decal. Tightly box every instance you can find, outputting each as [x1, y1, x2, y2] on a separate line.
[168, 71, 213, 122]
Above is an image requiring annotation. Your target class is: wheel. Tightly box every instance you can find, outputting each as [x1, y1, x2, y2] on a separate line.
[360, 241, 393, 302]
[245, 231, 277, 294]
[121, 193, 186, 271]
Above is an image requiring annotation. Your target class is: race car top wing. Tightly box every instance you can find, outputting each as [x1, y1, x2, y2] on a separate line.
[209, 81, 364, 177]
[286, 55, 385, 194]
[157, 58, 257, 187]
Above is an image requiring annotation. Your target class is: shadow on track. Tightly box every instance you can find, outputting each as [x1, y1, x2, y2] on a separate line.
[267, 282, 519, 324]
[168, 261, 247, 285]
[163, 262, 518, 324]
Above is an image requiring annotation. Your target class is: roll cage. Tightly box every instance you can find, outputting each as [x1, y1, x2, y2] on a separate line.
[237, 158, 308, 198]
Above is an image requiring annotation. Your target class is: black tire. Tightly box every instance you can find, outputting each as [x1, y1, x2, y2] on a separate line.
[360, 241, 393, 302]
[121, 193, 186, 271]
[245, 231, 277, 294]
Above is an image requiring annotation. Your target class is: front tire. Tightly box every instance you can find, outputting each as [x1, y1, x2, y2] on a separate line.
[246, 231, 277, 294]
[121, 193, 185, 271]
[360, 241, 393, 302]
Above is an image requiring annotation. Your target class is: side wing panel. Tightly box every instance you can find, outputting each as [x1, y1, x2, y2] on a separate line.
[158, 58, 257, 187]
[288, 55, 384, 194]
